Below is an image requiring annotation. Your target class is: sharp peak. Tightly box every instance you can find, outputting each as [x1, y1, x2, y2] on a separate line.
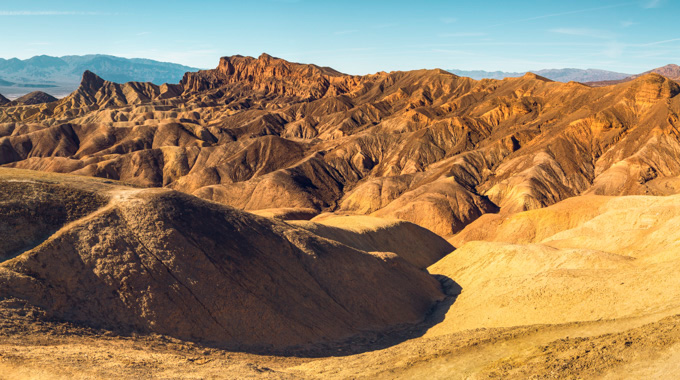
[258, 52, 275, 60]
[79, 70, 106, 92]
[82, 70, 103, 80]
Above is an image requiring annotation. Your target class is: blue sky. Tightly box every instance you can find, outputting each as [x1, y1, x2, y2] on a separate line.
[0, 0, 677, 74]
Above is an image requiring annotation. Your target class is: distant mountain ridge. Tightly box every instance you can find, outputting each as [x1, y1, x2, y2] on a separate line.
[587, 64, 680, 87]
[0, 54, 199, 99]
[448, 68, 631, 82]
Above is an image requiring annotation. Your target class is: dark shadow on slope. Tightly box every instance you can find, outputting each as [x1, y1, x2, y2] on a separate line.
[0, 229, 59, 263]
[189, 273, 462, 358]
[1, 266, 462, 360]
[1, 272, 462, 359]
[269, 274, 462, 358]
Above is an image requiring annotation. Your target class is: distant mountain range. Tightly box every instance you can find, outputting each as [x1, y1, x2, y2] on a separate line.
[448, 68, 631, 82]
[0, 55, 198, 99]
[586, 64, 680, 86]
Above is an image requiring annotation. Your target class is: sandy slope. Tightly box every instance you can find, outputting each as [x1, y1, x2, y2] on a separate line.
[290, 215, 453, 268]
[429, 194, 680, 335]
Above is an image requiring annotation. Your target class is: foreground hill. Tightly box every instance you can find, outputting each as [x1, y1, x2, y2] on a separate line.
[431, 193, 680, 335]
[0, 168, 446, 350]
[2, 53, 680, 237]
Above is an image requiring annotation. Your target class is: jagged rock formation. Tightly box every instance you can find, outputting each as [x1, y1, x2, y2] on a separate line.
[1, 54, 680, 236]
[0, 169, 444, 349]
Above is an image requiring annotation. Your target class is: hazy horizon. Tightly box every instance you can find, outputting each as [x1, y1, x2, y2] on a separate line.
[0, 0, 678, 75]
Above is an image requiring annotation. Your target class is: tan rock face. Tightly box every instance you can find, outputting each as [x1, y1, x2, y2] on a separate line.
[2, 54, 680, 236]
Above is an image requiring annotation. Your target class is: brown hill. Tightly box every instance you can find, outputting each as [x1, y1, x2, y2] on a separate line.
[1, 54, 680, 237]
[3, 176, 680, 378]
[6, 90, 58, 106]
[0, 168, 444, 350]
[0, 93, 8, 106]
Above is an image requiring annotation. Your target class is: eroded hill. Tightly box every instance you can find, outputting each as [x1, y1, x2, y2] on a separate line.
[2, 172, 680, 378]
[0, 168, 448, 351]
[2, 54, 680, 237]
[0, 55, 678, 237]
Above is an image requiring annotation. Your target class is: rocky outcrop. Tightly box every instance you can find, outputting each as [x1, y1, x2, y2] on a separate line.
[0, 93, 10, 106]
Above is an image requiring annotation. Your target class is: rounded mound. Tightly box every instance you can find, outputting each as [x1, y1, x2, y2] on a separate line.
[0, 181, 444, 350]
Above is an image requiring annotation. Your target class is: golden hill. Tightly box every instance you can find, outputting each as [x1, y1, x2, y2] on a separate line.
[2, 174, 680, 377]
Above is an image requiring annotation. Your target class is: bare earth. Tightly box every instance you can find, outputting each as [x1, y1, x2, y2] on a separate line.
[1, 298, 679, 379]
[1, 168, 679, 378]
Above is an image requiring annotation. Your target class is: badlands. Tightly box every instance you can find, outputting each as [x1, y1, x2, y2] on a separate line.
[1, 54, 680, 378]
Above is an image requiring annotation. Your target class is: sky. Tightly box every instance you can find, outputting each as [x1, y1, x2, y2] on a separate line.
[0, 0, 678, 75]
